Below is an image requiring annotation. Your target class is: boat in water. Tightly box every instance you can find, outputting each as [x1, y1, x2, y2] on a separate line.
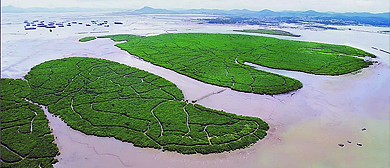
[25, 27, 37, 30]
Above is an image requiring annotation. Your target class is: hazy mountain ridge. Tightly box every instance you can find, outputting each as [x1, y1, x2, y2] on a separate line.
[129, 7, 389, 26]
[2, 5, 389, 26]
[3, 5, 388, 17]
[129, 6, 389, 18]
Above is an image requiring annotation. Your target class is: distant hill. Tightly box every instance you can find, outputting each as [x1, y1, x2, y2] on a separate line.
[129, 6, 389, 17]
[131, 6, 174, 14]
[128, 7, 390, 26]
[2, 5, 388, 26]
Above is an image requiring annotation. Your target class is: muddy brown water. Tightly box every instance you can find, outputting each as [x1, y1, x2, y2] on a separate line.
[37, 38, 390, 168]
[1, 13, 389, 168]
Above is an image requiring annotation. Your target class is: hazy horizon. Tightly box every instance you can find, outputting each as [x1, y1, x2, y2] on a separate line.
[2, 0, 390, 13]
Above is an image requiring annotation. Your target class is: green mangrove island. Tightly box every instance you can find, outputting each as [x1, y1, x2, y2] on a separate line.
[2, 57, 269, 157]
[92, 33, 374, 95]
[79, 36, 96, 42]
[233, 29, 301, 37]
[1, 79, 60, 168]
[0, 32, 376, 167]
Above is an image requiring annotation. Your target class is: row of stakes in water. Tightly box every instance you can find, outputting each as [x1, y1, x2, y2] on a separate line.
[24, 20, 123, 30]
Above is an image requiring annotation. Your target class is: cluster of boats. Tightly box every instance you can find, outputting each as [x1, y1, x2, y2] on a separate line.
[24, 20, 123, 31]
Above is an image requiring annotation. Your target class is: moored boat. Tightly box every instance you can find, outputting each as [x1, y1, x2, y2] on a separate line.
[25, 27, 37, 30]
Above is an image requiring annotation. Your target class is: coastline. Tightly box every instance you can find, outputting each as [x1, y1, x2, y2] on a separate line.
[1, 13, 389, 168]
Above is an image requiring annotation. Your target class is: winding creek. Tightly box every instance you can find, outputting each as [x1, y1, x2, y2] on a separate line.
[1, 12, 389, 168]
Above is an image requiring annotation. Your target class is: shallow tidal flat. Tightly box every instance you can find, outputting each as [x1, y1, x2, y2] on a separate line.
[1, 13, 389, 168]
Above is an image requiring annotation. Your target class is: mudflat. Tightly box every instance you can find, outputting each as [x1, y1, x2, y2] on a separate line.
[1, 13, 389, 168]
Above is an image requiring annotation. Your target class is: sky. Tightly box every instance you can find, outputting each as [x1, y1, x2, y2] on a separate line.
[2, 0, 389, 13]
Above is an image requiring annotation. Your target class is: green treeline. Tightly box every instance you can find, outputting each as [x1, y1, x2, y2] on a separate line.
[79, 36, 96, 42]
[96, 33, 374, 95]
[233, 29, 301, 37]
[1, 79, 60, 168]
[21, 57, 269, 154]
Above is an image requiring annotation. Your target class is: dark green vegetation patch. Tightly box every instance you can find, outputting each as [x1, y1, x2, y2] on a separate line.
[23, 57, 269, 154]
[97, 33, 374, 95]
[233, 29, 301, 37]
[1, 79, 60, 168]
[79, 36, 96, 42]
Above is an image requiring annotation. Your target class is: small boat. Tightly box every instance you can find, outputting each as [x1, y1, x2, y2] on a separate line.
[114, 22, 123, 24]
[67, 23, 71, 26]
[24, 20, 29, 23]
[32, 24, 36, 26]
[86, 24, 91, 26]
[72, 21, 77, 24]
[46, 25, 56, 28]
[37, 24, 46, 27]
[104, 25, 109, 27]
[58, 25, 64, 27]
[78, 23, 83, 24]
[26, 23, 31, 26]
[25, 27, 36, 30]
[104, 20, 108, 23]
